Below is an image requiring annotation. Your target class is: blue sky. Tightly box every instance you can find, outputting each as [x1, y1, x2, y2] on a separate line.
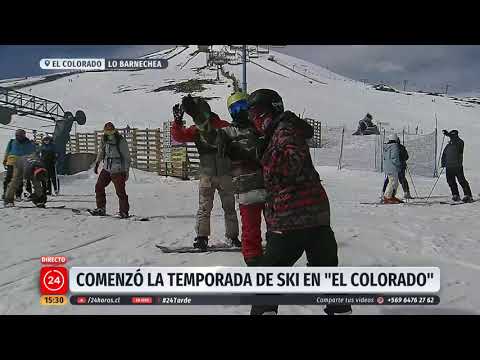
[1, 45, 479, 95]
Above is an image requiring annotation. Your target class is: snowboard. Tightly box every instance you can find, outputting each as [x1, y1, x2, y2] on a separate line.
[0, 204, 66, 209]
[156, 243, 242, 253]
[71, 208, 150, 221]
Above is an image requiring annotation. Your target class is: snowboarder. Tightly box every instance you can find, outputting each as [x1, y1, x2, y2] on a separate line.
[171, 96, 240, 251]
[246, 88, 352, 315]
[2, 129, 37, 201]
[353, 113, 379, 135]
[3, 154, 48, 207]
[383, 133, 404, 204]
[39, 136, 59, 195]
[382, 137, 411, 200]
[441, 129, 473, 202]
[215, 91, 266, 266]
[91, 122, 131, 218]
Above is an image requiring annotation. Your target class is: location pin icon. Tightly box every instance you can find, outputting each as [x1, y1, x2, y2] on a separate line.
[45, 60, 50, 67]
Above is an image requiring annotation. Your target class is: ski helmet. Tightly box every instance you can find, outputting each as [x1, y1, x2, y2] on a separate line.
[449, 129, 459, 137]
[388, 133, 399, 142]
[247, 89, 284, 115]
[227, 92, 248, 114]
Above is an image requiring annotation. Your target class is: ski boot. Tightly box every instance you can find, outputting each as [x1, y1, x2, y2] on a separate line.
[35, 202, 46, 208]
[383, 197, 403, 204]
[404, 192, 413, 200]
[452, 195, 461, 202]
[15, 194, 22, 202]
[117, 211, 130, 219]
[3, 200, 14, 208]
[462, 195, 473, 203]
[324, 304, 353, 315]
[227, 236, 242, 248]
[193, 236, 209, 251]
[54, 190, 60, 196]
[90, 207, 106, 216]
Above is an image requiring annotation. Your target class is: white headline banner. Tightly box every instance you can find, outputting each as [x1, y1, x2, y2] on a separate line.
[68, 267, 440, 294]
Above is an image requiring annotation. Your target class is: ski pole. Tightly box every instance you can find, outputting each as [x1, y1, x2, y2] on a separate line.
[130, 167, 137, 182]
[437, 134, 445, 174]
[426, 167, 445, 201]
[406, 166, 419, 198]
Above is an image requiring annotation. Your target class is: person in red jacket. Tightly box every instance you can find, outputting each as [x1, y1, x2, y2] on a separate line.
[170, 95, 240, 250]
[246, 89, 352, 316]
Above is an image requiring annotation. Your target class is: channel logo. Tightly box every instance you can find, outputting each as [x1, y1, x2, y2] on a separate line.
[40, 256, 69, 295]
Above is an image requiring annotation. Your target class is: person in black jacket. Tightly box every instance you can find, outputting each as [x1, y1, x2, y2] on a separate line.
[39, 136, 59, 195]
[441, 130, 473, 202]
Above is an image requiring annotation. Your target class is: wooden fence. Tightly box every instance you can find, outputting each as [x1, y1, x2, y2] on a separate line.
[34, 127, 200, 180]
[33, 118, 321, 179]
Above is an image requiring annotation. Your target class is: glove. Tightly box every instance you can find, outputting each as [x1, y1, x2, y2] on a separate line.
[94, 161, 99, 174]
[442, 129, 449, 136]
[3, 159, 7, 170]
[181, 95, 211, 120]
[181, 94, 198, 117]
[173, 104, 184, 124]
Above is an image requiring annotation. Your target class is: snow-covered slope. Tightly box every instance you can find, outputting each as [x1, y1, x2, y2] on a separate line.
[1, 45, 480, 315]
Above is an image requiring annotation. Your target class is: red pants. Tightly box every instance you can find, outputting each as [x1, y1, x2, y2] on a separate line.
[95, 169, 129, 214]
[239, 203, 264, 261]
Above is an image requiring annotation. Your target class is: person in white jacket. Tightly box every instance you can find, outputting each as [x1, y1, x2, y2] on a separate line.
[383, 133, 403, 204]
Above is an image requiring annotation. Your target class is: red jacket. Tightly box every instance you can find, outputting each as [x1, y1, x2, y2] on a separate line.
[170, 114, 231, 143]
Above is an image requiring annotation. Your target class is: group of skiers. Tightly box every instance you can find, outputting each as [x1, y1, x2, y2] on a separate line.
[2, 129, 59, 207]
[381, 128, 472, 204]
[163, 90, 353, 316]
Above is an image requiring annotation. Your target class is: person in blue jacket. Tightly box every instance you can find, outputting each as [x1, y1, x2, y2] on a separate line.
[39, 136, 59, 195]
[2, 129, 37, 200]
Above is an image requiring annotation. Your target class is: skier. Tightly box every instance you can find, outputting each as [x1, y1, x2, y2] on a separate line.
[39, 136, 59, 195]
[441, 129, 473, 202]
[382, 137, 411, 200]
[383, 133, 404, 204]
[215, 91, 266, 266]
[4, 153, 48, 207]
[171, 95, 240, 250]
[91, 122, 131, 218]
[246, 88, 352, 315]
[2, 129, 36, 201]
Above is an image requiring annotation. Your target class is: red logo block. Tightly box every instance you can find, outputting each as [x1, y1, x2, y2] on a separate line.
[40, 267, 68, 295]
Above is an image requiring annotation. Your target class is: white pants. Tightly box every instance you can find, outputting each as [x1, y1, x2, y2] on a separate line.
[385, 173, 399, 198]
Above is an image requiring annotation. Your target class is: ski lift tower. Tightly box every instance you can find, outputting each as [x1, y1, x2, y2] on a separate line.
[0, 86, 87, 174]
[239, 45, 286, 93]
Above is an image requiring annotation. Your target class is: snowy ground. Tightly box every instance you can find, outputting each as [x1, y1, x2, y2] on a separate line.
[1, 163, 479, 315]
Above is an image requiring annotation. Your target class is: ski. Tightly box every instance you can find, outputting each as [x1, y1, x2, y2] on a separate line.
[156, 244, 242, 253]
[71, 208, 150, 221]
[0, 205, 66, 209]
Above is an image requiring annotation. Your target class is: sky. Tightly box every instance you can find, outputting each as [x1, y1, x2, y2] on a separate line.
[0, 45, 479, 95]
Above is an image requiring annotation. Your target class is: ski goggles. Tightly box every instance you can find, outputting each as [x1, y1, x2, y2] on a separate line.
[228, 99, 249, 116]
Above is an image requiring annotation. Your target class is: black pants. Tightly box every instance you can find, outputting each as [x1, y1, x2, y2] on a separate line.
[446, 167, 472, 197]
[3, 165, 22, 197]
[383, 168, 410, 196]
[45, 164, 58, 194]
[250, 226, 351, 315]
